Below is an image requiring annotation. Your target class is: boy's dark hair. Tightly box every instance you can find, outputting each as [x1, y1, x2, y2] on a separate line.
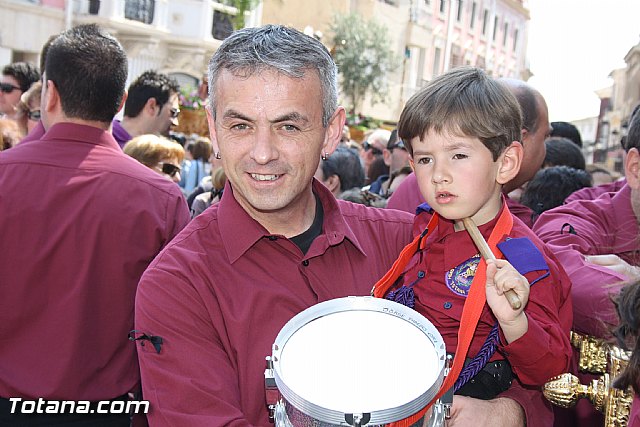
[397, 66, 521, 161]
[544, 137, 586, 170]
[2, 62, 40, 92]
[521, 166, 591, 217]
[550, 121, 583, 148]
[124, 70, 180, 118]
[319, 146, 365, 192]
[45, 24, 127, 123]
[612, 279, 640, 395]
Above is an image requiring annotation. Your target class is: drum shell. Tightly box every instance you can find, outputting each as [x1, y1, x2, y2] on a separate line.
[271, 296, 446, 426]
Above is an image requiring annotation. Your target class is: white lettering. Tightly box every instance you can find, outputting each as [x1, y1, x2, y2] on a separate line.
[9, 397, 21, 413]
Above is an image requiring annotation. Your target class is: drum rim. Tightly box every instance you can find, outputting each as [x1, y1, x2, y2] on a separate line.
[272, 296, 446, 425]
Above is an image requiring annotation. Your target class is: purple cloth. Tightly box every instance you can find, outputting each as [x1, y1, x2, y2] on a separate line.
[135, 179, 415, 426]
[111, 119, 131, 148]
[564, 178, 626, 203]
[533, 184, 640, 338]
[0, 122, 189, 400]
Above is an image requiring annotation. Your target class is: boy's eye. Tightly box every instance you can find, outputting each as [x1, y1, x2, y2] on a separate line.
[416, 157, 432, 165]
[453, 153, 468, 160]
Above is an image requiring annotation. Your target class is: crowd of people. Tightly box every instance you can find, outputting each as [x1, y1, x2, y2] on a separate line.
[0, 21, 639, 427]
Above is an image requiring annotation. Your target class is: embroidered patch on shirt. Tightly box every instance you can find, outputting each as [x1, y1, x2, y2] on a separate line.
[445, 254, 481, 297]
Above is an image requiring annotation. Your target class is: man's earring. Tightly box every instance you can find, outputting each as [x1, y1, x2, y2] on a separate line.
[321, 152, 329, 161]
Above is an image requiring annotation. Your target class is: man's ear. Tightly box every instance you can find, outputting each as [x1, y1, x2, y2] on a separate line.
[325, 174, 341, 194]
[625, 148, 640, 189]
[496, 141, 523, 185]
[205, 106, 219, 154]
[322, 107, 346, 157]
[43, 79, 59, 113]
[144, 97, 159, 116]
[117, 91, 128, 114]
[382, 149, 392, 167]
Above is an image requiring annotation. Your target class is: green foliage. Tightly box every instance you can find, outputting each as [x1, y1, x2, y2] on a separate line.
[330, 13, 398, 114]
[225, 0, 260, 30]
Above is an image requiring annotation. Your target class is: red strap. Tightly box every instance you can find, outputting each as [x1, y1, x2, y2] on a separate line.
[371, 215, 439, 298]
[376, 209, 513, 427]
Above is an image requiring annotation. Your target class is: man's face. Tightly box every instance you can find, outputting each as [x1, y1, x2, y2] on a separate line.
[385, 139, 410, 175]
[210, 68, 340, 224]
[152, 93, 180, 136]
[511, 93, 550, 191]
[0, 75, 23, 116]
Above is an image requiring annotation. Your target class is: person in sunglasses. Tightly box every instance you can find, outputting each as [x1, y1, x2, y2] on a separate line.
[123, 134, 185, 184]
[13, 81, 42, 138]
[115, 70, 181, 148]
[0, 62, 40, 120]
[360, 127, 390, 183]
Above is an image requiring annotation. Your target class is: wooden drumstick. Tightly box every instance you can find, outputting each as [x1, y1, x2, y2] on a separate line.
[462, 217, 522, 310]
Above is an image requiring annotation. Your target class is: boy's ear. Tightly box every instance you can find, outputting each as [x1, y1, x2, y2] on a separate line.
[496, 141, 523, 185]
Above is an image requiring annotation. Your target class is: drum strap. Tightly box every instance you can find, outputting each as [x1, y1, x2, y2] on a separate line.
[372, 208, 513, 427]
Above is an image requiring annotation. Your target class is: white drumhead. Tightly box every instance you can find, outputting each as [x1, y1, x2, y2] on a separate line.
[277, 308, 440, 413]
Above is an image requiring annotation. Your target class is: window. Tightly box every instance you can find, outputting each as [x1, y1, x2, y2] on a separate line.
[513, 28, 519, 52]
[492, 16, 498, 41]
[433, 47, 442, 76]
[470, 2, 477, 29]
[439, 0, 446, 14]
[456, 0, 463, 22]
[503, 22, 508, 46]
[482, 9, 489, 35]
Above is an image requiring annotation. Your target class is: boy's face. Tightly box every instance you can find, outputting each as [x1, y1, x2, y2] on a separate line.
[410, 130, 508, 229]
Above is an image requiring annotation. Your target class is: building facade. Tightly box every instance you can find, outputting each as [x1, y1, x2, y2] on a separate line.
[0, 0, 530, 123]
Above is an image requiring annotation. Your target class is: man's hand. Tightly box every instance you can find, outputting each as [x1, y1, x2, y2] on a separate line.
[585, 254, 640, 281]
[447, 396, 525, 427]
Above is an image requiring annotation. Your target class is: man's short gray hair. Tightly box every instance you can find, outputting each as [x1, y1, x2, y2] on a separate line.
[208, 25, 338, 127]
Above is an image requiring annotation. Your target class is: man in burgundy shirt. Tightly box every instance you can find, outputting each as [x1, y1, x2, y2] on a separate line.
[387, 78, 551, 229]
[0, 24, 189, 426]
[135, 25, 530, 427]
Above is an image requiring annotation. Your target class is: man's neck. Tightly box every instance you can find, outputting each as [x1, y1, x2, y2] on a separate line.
[239, 189, 318, 238]
[120, 116, 146, 138]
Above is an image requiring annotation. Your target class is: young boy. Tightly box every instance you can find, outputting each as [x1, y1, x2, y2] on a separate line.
[376, 67, 572, 423]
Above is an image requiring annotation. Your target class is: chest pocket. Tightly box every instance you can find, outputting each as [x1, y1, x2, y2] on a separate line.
[497, 237, 550, 286]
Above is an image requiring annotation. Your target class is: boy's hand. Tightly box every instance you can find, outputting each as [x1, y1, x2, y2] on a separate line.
[485, 259, 529, 344]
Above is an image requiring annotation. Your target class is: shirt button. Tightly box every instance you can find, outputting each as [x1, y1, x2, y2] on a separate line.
[267, 236, 278, 241]
[302, 260, 309, 266]
[443, 302, 452, 309]
[417, 270, 425, 278]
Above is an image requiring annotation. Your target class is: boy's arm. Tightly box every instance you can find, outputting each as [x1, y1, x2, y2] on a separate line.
[495, 251, 573, 386]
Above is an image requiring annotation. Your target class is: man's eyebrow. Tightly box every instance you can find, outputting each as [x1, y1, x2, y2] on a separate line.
[221, 109, 253, 122]
[270, 112, 309, 124]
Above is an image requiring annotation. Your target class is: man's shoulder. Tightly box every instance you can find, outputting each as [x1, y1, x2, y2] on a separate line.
[337, 199, 414, 225]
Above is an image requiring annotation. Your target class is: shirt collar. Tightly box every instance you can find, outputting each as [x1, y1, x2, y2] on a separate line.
[42, 122, 121, 151]
[611, 184, 640, 250]
[218, 178, 366, 264]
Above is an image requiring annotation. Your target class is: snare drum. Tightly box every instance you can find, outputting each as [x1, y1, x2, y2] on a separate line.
[266, 296, 446, 426]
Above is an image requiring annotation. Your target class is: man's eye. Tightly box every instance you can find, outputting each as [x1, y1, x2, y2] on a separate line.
[231, 123, 249, 130]
[282, 124, 300, 132]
